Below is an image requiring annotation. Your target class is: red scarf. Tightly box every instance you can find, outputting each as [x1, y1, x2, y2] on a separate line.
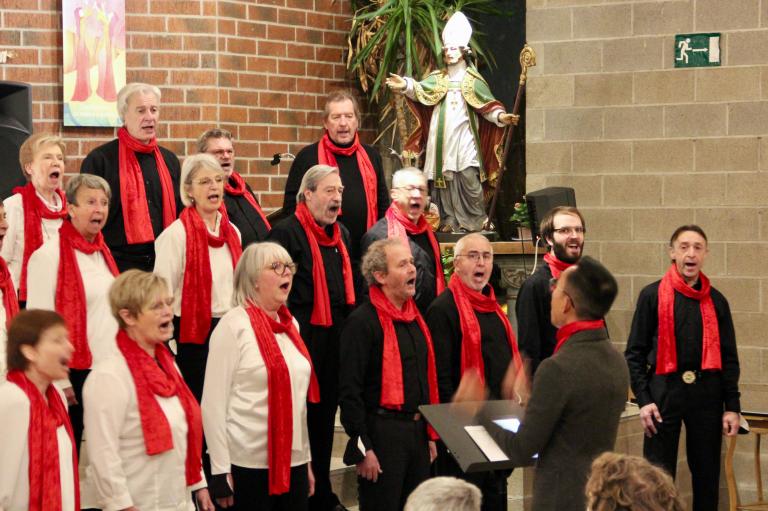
[179, 207, 242, 345]
[0, 257, 19, 329]
[554, 319, 605, 354]
[56, 221, 119, 370]
[656, 264, 721, 375]
[116, 330, 203, 485]
[6, 370, 80, 511]
[385, 203, 445, 295]
[117, 127, 177, 244]
[294, 203, 354, 326]
[15, 183, 68, 301]
[544, 252, 573, 279]
[244, 303, 319, 494]
[317, 132, 378, 229]
[368, 286, 440, 419]
[448, 274, 522, 383]
[224, 171, 271, 230]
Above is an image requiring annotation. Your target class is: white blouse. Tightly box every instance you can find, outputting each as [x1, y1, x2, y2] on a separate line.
[26, 237, 119, 383]
[201, 306, 311, 475]
[0, 382, 75, 511]
[153, 213, 240, 318]
[1, 191, 64, 291]
[82, 355, 206, 511]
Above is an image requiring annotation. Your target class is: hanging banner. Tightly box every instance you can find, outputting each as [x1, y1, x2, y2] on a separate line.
[62, 0, 125, 127]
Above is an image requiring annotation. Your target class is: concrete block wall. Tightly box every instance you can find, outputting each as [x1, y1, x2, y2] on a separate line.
[526, 0, 768, 506]
[0, 0, 359, 210]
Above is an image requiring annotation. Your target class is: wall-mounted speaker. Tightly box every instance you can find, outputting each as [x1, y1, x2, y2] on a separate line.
[0, 81, 33, 200]
[525, 187, 577, 241]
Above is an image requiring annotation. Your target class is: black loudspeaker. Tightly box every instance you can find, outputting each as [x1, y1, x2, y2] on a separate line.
[0, 81, 33, 201]
[525, 187, 577, 241]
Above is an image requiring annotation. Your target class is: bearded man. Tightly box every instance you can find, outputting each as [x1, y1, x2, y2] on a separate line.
[516, 206, 586, 374]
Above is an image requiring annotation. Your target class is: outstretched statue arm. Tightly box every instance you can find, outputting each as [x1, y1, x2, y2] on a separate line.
[385, 73, 407, 92]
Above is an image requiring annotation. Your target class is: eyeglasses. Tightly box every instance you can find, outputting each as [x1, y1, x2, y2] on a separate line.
[456, 251, 492, 263]
[193, 175, 225, 186]
[267, 261, 298, 276]
[553, 227, 585, 236]
[396, 185, 428, 195]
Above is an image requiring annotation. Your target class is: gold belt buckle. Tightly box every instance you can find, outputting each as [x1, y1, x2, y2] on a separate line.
[682, 371, 697, 384]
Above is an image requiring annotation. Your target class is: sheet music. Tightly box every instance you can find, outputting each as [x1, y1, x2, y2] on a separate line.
[464, 425, 509, 462]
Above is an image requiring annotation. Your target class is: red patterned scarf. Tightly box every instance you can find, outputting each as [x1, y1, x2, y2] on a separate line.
[56, 220, 119, 370]
[0, 257, 19, 329]
[15, 182, 68, 301]
[448, 274, 522, 383]
[554, 319, 605, 354]
[6, 370, 79, 511]
[294, 202, 354, 326]
[368, 286, 439, 416]
[245, 303, 319, 494]
[179, 207, 242, 345]
[318, 132, 378, 229]
[117, 127, 176, 244]
[543, 252, 573, 279]
[656, 264, 721, 374]
[225, 171, 271, 230]
[116, 330, 203, 485]
[385, 203, 445, 295]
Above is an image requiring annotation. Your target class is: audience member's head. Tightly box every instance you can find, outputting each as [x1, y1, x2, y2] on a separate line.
[404, 477, 481, 511]
[586, 452, 684, 511]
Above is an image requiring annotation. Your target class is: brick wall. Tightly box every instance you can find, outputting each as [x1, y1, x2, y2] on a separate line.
[0, 0, 359, 210]
[526, 0, 768, 506]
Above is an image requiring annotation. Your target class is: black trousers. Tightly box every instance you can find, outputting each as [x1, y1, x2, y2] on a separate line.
[302, 321, 343, 511]
[231, 463, 309, 511]
[358, 414, 431, 511]
[643, 372, 724, 511]
[434, 441, 511, 511]
[173, 316, 220, 403]
[69, 368, 90, 456]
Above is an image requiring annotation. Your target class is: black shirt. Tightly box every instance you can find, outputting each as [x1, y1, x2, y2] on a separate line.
[339, 301, 432, 453]
[224, 174, 270, 249]
[283, 141, 389, 263]
[515, 262, 556, 374]
[80, 139, 184, 265]
[426, 288, 513, 402]
[267, 215, 353, 327]
[624, 280, 741, 412]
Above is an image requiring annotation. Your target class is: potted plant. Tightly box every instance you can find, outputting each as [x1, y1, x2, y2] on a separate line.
[509, 201, 531, 240]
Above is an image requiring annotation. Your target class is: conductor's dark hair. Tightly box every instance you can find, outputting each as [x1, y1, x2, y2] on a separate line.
[563, 256, 617, 320]
[669, 224, 708, 246]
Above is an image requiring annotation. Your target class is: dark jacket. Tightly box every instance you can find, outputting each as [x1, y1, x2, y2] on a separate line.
[223, 174, 270, 249]
[482, 327, 628, 511]
[515, 262, 556, 375]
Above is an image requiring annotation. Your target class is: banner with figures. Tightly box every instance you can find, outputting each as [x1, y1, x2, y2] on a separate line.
[62, 0, 125, 127]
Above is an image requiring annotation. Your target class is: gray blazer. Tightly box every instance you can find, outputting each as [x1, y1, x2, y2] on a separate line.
[483, 327, 629, 511]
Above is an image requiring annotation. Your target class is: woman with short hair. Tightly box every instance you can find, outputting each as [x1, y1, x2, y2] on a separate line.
[82, 270, 214, 511]
[26, 173, 119, 452]
[154, 153, 241, 401]
[0, 309, 78, 511]
[202, 242, 318, 510]
[1, 133, 68, 300]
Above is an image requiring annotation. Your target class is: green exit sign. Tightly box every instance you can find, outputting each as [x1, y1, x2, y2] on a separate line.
[675, 33, 721, 68]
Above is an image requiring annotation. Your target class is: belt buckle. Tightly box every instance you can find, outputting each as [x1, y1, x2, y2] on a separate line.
[682, 370, 697, 384]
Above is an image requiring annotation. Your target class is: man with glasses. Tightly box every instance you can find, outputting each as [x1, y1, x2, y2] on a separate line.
[269, 165, 356, 511]
[516, 206, 586, 375]
[454, 256, 628, 511]
[625, 225, 740, 511]
[425, 233, 524, 510]
[198, 128, 270, 248]
[361, 168, 444, 314]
